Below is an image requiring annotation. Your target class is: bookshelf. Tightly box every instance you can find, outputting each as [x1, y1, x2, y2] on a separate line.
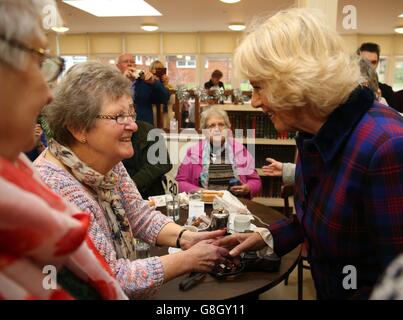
[220, 103, 297, 210]
[162, 90, 296, 211]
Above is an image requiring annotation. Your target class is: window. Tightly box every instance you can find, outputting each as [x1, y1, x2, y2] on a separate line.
[61, 55, 88, 77]
[203, 55, 232, 89]
[134, 55, 159, 72]
[376, 56, 388, 83]
[95, 55, 117, 66]
[393, 56, 403, 91]
[166, 55, 197, 89]
[176, 55, 196, 69]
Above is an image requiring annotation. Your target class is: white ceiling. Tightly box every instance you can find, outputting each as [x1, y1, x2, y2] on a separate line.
[56, 0, 403, 34]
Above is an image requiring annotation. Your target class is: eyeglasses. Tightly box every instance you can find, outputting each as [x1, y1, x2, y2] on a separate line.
[0, 34, 65, 82]
[207, 123, 226, 130]
[96, 112, 137, 125]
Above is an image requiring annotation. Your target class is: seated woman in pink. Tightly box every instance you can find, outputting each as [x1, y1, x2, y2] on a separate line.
[176, 107, 262, 198]
[34, 62, 228, 299]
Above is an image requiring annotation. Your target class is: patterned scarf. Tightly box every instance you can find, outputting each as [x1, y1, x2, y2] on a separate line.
[48, 140, 136, 260]
[200, 138, 240, 189]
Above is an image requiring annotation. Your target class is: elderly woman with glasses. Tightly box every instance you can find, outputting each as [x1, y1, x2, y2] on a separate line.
[0, 0, 127, 300]
[34, 61, 229, 299]
[176, 107, 262, 198]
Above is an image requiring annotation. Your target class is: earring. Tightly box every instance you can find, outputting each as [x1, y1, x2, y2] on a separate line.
[81, 138, 87, 144]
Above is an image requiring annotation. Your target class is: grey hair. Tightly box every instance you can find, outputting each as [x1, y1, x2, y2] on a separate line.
[0, 0, 61, 70]
[200, 107, 231, 129]
[43, 61, 132, 146]
[359, 58, 379, 94]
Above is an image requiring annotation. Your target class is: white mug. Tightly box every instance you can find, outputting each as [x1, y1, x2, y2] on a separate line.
[233, 214, 251, 232]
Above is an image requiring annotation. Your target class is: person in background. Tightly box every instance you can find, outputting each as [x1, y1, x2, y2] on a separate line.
[204, 69, 225, 90]
[216, 8, 403, 299]
[357, 42, 399, 110]
[116, 53, 170, 125]
[0, 0, 127, 300]
[359, 58, 389, 105]
[176, 107, 262, 198]
[25, 121, 47, 161]
[149, 60, 175, 128]
[122, 119, 172, 199]
[35, 61, 229, 299]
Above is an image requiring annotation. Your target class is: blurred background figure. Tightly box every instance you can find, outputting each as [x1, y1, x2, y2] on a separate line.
[176, 107, 261, 198]
[116, 53, 170, 125]
[357, 42, 399, 110]
[204, 69, 225, 90]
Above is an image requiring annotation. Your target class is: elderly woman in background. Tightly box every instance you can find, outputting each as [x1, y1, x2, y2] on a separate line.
[34, 61, 228, 299]
[0, 0, 126, 300]
[217, 8, 403, 299]
[176, 107, 262, 198]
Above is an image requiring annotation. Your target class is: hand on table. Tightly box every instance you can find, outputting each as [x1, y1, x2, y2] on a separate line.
[229, 183, 250, 196]
[185, 239, 229, 273]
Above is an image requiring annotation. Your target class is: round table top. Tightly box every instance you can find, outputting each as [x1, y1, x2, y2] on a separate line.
[151, 198, 301, 300]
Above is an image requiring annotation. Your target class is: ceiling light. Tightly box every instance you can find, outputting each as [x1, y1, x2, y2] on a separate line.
[394, 26, 403, 34]
[399, 13, 403, 18]
[228, 23, 245, 31]
[51, 26, 70, 33]
[220, 0, 241, 3]
[62, 0, 162, 17]
[141, 24, 159, 31]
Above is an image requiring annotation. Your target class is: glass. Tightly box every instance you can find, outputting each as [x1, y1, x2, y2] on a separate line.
[0, 34, 64, 82]
[210, 209, 229, 231]
[207, 123, 226, 130]
[134, 239, 150, 259]
[165, 194, 180, 221]
[96, 112, 137, 125]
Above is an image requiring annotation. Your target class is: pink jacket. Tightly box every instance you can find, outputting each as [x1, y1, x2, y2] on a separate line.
[176, 139, 262, 198]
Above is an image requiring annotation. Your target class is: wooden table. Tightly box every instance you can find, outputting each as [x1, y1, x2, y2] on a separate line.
[151, 199, 301, 300]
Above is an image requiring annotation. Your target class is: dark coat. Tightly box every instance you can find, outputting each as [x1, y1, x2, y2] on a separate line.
[122, 121, 172, 199]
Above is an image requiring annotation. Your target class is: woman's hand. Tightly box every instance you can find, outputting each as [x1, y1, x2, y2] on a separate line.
[184, 240, 229, 273]
[180, 229, 226, 250]
[262, 158, 283, 177]
[229, 183, 250, 196]
[213, 232, 266, 257]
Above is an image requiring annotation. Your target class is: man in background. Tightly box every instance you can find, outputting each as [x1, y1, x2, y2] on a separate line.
[357, 42, 399, 110]
[116, 53, 170, 125]
[204, 69, 225, 90]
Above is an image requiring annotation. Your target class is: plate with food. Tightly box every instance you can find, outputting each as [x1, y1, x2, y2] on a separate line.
[187, 215, 211, 231]
[201, 190, 225, 204]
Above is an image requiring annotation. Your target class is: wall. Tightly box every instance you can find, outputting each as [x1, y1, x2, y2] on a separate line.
[47, 32, 403, 86]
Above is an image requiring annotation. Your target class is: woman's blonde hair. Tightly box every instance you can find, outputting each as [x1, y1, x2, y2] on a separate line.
[234, 8, 361, 118]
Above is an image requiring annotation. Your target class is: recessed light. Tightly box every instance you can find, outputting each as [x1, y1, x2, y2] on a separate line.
[141, 24, 159, 31]
[51, 26, 70, 33]
[220, 0, 241, 3]
[228, 23, 245, 31]
[62, 0, 162, 17]
[394, 26, 403, 34]
[399, 13, 403, 18]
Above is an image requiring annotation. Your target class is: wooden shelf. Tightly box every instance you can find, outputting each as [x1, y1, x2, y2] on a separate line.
[235, 138, 296, 145]
[252, 197, 294, 208]
[216, 104, 262, 112]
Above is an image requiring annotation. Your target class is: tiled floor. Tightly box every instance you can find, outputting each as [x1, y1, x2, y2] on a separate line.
[259, 265, 317, 300]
